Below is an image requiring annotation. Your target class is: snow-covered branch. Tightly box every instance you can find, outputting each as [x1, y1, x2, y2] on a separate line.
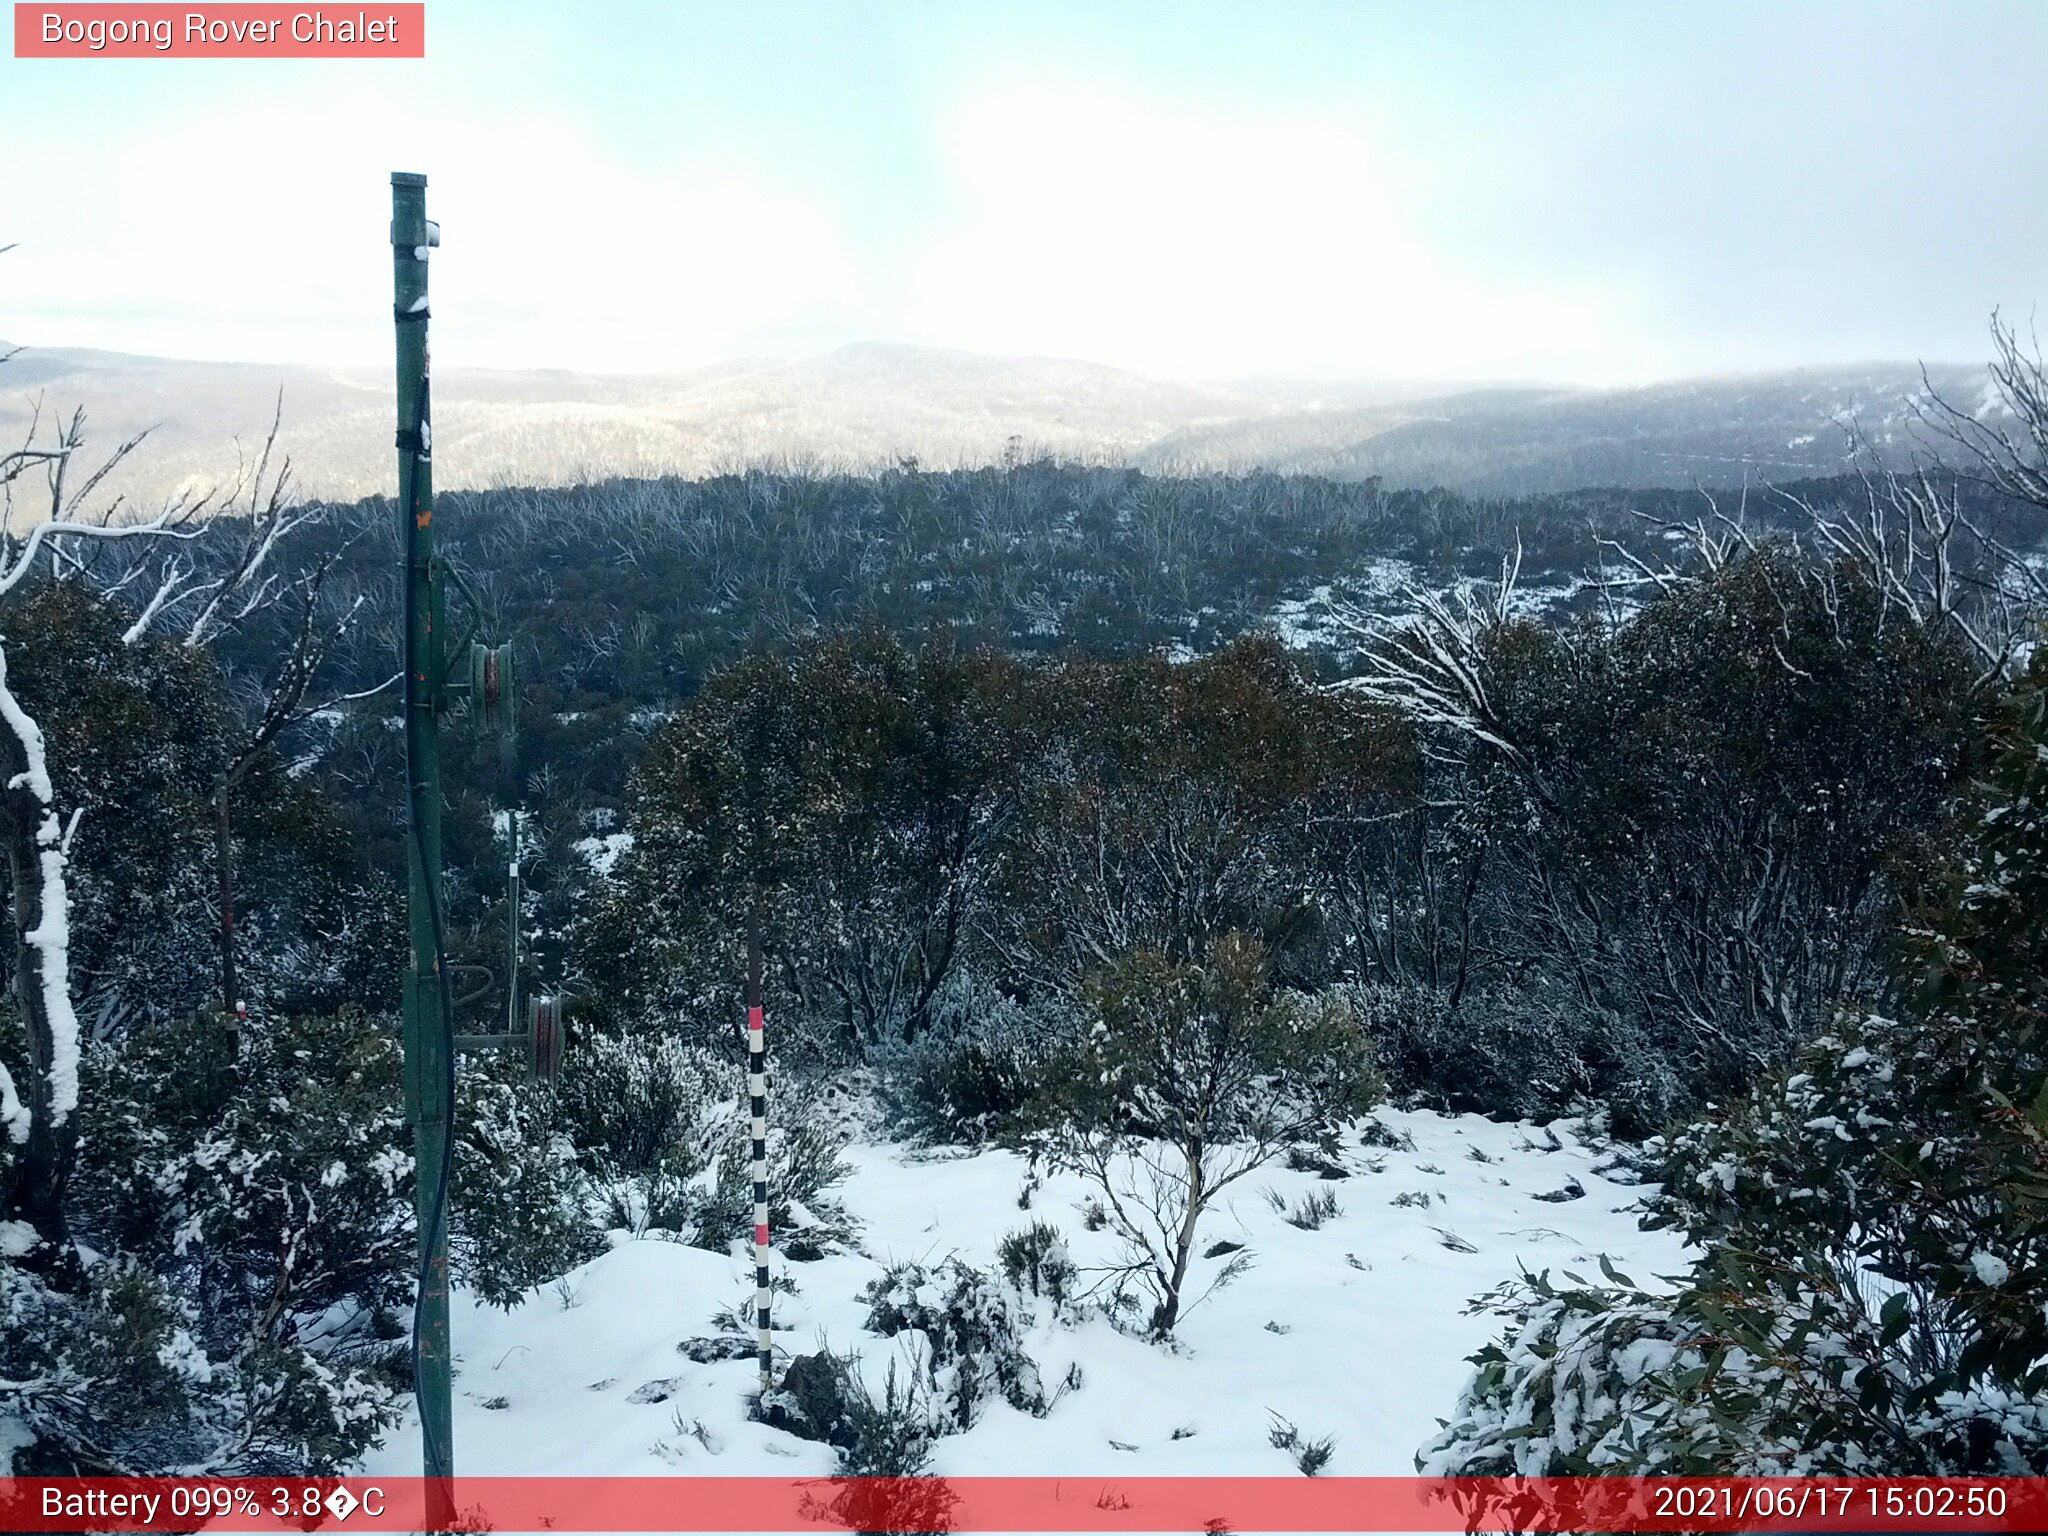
[1332, 545, 1534, 768]
[0, 644, 80, 1142]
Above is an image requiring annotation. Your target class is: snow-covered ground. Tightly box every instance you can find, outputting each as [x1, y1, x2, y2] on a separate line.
[362, 1109, 1689, 1479]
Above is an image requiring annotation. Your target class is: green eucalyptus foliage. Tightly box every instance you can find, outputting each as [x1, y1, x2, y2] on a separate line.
[1422, 661, 2048, 1477]
[12, 1009, 411, 1474]
[1012, 932, 1382, 1336]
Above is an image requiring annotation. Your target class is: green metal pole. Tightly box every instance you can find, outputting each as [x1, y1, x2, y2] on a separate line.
[391, 170, 454, 1492]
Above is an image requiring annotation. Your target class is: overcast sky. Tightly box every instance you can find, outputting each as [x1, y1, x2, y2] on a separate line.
[3, 0, 2044, 385]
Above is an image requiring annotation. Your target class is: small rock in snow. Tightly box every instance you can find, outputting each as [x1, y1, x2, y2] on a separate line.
[678, 1335, 756, 1363]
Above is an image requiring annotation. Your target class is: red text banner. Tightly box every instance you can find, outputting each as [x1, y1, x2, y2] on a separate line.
[2, 1476, 2043, 1532]
[14, 4, 424, 58]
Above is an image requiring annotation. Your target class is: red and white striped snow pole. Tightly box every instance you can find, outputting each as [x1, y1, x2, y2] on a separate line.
[746, 916, 771, 1394]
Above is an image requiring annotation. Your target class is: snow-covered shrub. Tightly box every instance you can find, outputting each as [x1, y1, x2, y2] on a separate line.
[554, 1030, 727, 1178]
[782, 1353, 957, 1535]
[701, 1076, 855, 1258]
[16, 1007, 410, 1473]
[1268, 1413, 1337, 1476]
[1423, 665, 2048, 1478]
[876, 981, 1049, 1145]
[3, 1256, 392, 1475]
[861, 1258, 1045, 1429]
[1012, 935, 1382, 1336]
[1285, 1189, 1341, 1230]
[1423, 1250, 2045, 1479]
[592, 1163, 706, 1239]
[880, 1029, 1036, 1145]
[1352, 979, 1593, 1124]
[552, 1031, 728, 1240]
[453, 1061, 605, 1306]
[836, 1355, 943, 1475]
[550, 1026, 856, 1252]
[996, 1221, 1076, 1314]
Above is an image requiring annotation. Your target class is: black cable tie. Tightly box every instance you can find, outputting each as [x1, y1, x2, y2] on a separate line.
[394, 304, 431, 323]
[395, 427, 431, 453]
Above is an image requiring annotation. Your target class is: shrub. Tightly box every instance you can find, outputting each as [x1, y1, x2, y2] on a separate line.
[699, 1077, 856, 1258]
[1285, 1190, 1342, 1230]
[1351, 979, 1591, 1124]
[1422, 665, 2048, 1480]
[996, 1222, 1077, 1314]
[836, 1354, 943, 1476]
[804, 1354, 960, 1535]
[453, 1064, 606, 1306]
[880, 1030, 1038, 1145]
[21, 1008, 411, 1474]
[1268, 1414, 1337, 1476]
[1013, 935, 1382, 1336]
[861, 1258, 1046, 1428]
[553, 1031, 726, 1177]
[876, 975, 1061, 1145]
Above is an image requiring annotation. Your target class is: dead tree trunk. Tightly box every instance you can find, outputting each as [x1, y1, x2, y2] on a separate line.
[0, 720, 78, 1278]
[215, 779, 238, 1014]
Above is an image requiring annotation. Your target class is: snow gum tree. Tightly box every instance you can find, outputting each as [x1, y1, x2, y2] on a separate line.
[1343, 546, 1978, 1129]
[1421, 656, 2048, 1479]
[0, 437, 201, 1268]
[986, 636, 1382, 996]
[582, 628, 1029, 1053]
[1012, 931, 1382, 1337]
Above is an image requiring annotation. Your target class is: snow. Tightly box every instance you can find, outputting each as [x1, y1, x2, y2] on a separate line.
[362, 1108, 1688, 1478]
[1265, 562, 1420, 655]
[0, 1219, 38, 1256]
[1971, 1251, 2012, 1288]
[0, 1416, 34, 1476]
[0, 645, 81, 1128]
[26, 817, 80, 1124]
[0, 1062, 25, 1146]
[574, 831, 634, 878]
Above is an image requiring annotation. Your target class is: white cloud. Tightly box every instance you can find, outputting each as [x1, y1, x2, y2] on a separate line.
[6, 85, 858, 372]
[903, 80, 1640, 382]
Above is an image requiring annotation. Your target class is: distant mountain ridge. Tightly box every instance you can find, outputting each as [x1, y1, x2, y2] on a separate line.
[0, 339, 1992, 511]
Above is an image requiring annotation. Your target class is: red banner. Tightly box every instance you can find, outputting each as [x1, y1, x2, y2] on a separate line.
[12, 4, 424, 58]
[2, 1476, 2043, 1532]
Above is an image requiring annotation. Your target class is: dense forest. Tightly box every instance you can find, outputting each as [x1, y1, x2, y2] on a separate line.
[3, 332, 2046, 1479]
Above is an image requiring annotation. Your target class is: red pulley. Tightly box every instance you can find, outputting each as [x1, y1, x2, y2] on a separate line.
[468, 641, 516, 733]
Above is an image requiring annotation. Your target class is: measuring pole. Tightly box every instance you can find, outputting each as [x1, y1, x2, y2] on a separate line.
[746, 910, 772, 1394]
[391, 170, 454, 1489]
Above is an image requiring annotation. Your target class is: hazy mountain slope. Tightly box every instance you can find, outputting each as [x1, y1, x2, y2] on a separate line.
[0, 339, 1989, 510]
[0, 341, 1276, 511]
[1143, 366, 1993, 494]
